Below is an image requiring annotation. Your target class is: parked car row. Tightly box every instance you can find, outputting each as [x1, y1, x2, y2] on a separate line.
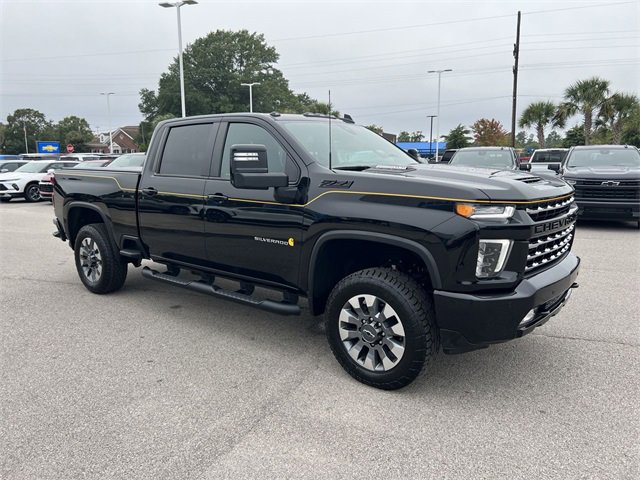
[0, 153, 146, 203]
[439, 145, 640, 227]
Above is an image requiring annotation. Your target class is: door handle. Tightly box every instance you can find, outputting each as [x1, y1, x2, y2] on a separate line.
[142, 187, 158, 196]
[207, 193, 228, 202]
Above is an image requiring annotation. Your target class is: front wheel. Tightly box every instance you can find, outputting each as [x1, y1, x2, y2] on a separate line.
[74, 223, 128, 294]
[325, 268, 439, 390]
[24, 183, 41, 202]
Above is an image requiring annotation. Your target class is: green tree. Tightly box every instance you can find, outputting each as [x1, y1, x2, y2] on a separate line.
[442, 124, 471, 149]
[365, 124, 384, 135]
[136, 113, 176, 151]
[409, 131, 424, 142]
[2, 108, 53, 154]
[519, 101, 557, 148]
[54, 116, 93, 152]
[545, 130, 563, 148]
[562, 125, 586, 148]
[515, 131, 538, 149]
[397, 131, 411, 142]
[471, 118, 509, 146]
[139, 30, 324, 121]
[621, 104, 640, 147]
[598, 93, 639, 144]
[555, 76, 610, 145]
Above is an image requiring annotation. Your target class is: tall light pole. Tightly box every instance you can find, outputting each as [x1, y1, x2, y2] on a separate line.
[159, 0, 198, 118]
[426, 115, 437, 158]
[428, 69, 452, 160]
[100, 92, 114, 153]
[241, 82, 261, 112]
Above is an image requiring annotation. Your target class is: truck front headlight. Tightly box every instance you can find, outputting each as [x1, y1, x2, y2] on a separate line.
[476, 239, 512, 278]
[456, 204, 515, 220]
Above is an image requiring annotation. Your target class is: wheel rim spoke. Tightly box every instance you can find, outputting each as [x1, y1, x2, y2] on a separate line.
[79, 237, 102, 282]
[339, 294, 405, 372]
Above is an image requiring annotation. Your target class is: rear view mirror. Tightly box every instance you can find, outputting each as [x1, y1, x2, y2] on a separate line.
[0, 168, 8, 173]
[547, 163, 561, 172]
[47, 169, 55, 174]
[519, 163, 531, 171]
[230, 144, 288, 190]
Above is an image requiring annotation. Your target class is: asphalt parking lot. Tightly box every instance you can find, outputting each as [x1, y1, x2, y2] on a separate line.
[1, 200, 638, 480]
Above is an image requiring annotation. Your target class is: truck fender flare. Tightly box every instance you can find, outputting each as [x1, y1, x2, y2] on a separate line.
[65, 201, 118, 249]
[308, 230, 442, 292]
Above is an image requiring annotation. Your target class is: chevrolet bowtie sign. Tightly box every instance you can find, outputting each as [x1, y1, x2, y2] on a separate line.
[601, 181, 620, 187]
[36, 141, 60, 154]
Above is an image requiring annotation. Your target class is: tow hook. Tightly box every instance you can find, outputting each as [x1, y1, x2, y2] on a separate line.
[570, 282, 579, 289]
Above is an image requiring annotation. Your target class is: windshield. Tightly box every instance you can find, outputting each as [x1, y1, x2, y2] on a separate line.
[279, 120, 415, 169]
[106, 154, 146, 168]
[15, 161, 51, 173]
[449, 150, 514, 168]
[566, 148, 640, 168]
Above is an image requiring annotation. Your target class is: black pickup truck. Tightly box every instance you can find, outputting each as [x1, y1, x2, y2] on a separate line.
[53, 113, 580, 389]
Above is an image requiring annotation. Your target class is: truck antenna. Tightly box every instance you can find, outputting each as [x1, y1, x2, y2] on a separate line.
[328, 89, 333, 172]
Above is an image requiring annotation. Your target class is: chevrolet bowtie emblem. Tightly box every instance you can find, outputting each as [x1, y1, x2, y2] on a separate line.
[601, 181, 620, 186]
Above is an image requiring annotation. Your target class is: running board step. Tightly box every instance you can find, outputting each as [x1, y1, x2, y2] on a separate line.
[141, 266, 301, 316]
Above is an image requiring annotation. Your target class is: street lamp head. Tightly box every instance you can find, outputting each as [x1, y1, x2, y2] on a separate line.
[158, 2, 174, 7]
[182, 0, 198, 4]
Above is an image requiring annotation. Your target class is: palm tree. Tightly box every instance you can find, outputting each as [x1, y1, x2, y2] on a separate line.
[598, 93, 639, 144]
[555, 77, 610, 145]
[519, 101, 557, 148]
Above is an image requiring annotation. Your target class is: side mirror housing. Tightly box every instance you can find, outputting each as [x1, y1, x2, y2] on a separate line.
[547, 163, 561, 172]
[0, 168, 8, 173]
[519, 163, 531, 171]
[47, 168, 55, 174]
[230, 144, 288, 190]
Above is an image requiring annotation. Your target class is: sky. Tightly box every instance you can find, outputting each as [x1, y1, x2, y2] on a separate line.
[1, 0, 638, 139]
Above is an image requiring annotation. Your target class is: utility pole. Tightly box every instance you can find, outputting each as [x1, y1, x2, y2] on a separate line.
[23, 123, 28, 153]
[511, 10, 521, 148]
[100, 92, 114, 154]
[427, 115, 437, 158]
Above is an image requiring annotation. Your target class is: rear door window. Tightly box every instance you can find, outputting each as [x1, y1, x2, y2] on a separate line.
[159, 123, 215, 177]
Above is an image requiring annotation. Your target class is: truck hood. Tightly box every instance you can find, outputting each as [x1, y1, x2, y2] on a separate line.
[362, 164, 573, 201]
[563, 166, 640, 180]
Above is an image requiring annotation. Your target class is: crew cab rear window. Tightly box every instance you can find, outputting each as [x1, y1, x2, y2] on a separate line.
[159, 124, 212, 177]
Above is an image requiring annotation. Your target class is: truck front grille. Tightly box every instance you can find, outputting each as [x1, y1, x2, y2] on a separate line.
[574, 180, 640, 201]
[526, 224, 575, 273]
[39, 183, 53, 193]
[525, 196, 574, 222]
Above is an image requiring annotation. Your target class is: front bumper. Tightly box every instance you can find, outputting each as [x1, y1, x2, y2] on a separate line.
[434, 253, 580, 353]
[0, 183, 23, 198]
[575, 199, 640, 220]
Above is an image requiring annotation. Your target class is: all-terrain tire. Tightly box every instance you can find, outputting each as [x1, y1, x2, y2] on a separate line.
[325, 268, 439, 390]
[74, 223, 127, 294]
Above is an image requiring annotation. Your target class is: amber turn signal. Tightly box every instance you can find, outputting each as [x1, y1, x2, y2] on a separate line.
[455, 204, 475, 218]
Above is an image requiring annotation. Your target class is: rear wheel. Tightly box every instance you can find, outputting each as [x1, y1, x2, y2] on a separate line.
[74, 224, 127, 294]
[24, 183, 41, 202]
[325, 268, 438, 390]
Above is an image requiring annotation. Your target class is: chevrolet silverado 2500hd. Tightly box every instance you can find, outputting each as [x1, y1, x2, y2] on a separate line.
[53, 113, 580, 389]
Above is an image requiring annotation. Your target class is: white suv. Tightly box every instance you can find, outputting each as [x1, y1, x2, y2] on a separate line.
[0, 160, 78, 202]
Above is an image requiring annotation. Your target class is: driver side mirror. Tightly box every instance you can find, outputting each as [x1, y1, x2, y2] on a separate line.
[547, 163, 561, 173]
[0, 168, 8, 173]
[519, 163, 531, 171]
[230, 144, 288, 190]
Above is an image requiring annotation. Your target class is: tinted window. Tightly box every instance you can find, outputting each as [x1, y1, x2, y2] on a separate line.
[566, 148, 640, 168]
[221, 123, 290, 178]
[159, 124, 213, 176]
[1, 163, 17, 171]
[531, 151, 566, 163]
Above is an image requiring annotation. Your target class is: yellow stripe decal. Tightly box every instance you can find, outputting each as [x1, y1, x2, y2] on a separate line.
[62, 173, 573, 206]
